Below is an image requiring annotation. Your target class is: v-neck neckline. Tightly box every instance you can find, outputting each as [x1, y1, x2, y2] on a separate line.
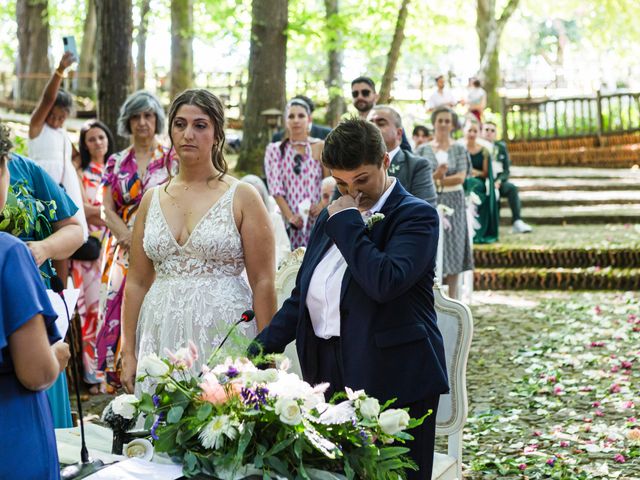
[155, 186, 232, 249]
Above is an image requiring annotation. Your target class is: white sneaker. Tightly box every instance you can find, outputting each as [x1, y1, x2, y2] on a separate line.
[512, 219, 533, 234]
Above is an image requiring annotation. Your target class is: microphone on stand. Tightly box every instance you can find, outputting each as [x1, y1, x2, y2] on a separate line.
[201, 310, 255, 375]
[51, 276, 105, 479]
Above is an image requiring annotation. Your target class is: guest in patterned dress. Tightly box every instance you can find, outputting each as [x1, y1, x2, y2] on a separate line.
[70, 120, 114, 393]
[264, 98, 326, 249]
[417, 107, 473, 300]
[96, 91, 178, 388]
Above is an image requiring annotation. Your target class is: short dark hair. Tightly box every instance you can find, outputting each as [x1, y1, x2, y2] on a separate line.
[322, 117, 386, 170]
[292, 94, 315, 113]
[54, 89, 73, 112]
[79, 120, 115, 171]
[472, 78, 482, 88]
[435, 75, 445, 84]
[351, 76, 376, 91]
[412, 125, 430, 137]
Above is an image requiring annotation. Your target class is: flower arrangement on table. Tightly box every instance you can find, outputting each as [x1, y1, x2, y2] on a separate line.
[102, 342, 428, 479]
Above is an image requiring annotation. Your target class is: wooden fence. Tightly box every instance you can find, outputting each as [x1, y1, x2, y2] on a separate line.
[501, 90, 640, 142]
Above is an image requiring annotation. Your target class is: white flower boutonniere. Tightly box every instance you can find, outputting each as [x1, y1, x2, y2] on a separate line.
[366, 212, 385, 230]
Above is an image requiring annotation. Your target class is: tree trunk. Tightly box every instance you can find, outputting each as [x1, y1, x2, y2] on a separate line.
[77, 0, 97, 97]
[96, 0, 133, 151]
[378, 0, 411, 104]
[237, 0, 287, 175]
[170, 0, 193, 99]
[476, 0, 520, 111]
[324, 0, 345, 127]
[16, 0, 50, 112]
[136, 0, 151, 91]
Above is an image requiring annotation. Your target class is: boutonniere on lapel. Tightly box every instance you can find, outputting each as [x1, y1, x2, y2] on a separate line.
[388, 163, 400, 175]
[366, 212, 385, 230]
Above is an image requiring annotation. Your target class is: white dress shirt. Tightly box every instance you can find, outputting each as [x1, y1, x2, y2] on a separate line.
[388, 145, 401, 163]
[306, 178, 397, 338]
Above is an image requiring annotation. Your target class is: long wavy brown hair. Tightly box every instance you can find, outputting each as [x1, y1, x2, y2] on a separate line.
[167, 89, 228, 179]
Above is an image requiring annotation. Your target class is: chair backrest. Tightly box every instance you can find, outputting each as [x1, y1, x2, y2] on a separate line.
[434, 283, 473, 436]
[275, 248, 306, 378]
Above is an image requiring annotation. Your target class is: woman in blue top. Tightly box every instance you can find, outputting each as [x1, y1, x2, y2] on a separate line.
[1, 122, 83, 428]
[0, 135, 71, 479]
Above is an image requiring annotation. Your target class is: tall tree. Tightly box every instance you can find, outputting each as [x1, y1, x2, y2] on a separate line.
[378, 0, 411, 104]
[16, 0, 50, 112]
[96, 0, 133, 151]
[171, 0, 193, 98]
[237, 0, 287, 174]
[324, 0, 345, 126]
[476, 0, 520, 110]
[135, 0, 151, 91]
[77, 0, 97, 97]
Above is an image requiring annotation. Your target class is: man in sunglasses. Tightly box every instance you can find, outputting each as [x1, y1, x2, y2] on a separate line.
[481, 121, 532, 233]
[351, 76, 412, 151]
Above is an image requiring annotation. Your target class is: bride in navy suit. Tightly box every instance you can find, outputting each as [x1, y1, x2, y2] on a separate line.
[253, 118, 448, 479]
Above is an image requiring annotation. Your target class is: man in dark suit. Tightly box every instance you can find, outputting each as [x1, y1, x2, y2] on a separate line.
[368, 105, 437, 206]
[252, 118, 448, 479]
[350, 76, 412, 151]
[272, 95, 332, 142]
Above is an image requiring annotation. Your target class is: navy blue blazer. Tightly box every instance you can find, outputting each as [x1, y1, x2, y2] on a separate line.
[254, 181, 449, 405]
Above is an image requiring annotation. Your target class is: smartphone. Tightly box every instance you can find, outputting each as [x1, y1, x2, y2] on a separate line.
[62, 36, 78, 62]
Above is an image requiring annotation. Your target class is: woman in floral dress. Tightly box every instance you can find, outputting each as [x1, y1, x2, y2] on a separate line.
[96, 92, 177, 388]
[264, 98, 326, 249]
[70, 120, 114, 393]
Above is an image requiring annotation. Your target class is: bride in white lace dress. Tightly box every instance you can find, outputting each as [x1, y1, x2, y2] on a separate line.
[119, 90, 277, 395]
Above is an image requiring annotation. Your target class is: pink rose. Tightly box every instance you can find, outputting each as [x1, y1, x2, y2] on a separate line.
[200, 373, 229, 405]
[560, 441, 569, 447]
[610, 383, 622, 393]
[518, 464, 527, 471]
[613, 453, 626, 463]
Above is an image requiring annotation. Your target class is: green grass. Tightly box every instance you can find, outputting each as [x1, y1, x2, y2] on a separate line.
[489, 224, 640, 249]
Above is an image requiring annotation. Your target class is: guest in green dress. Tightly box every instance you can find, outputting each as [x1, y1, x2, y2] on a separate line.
[463, 119, 499, 244]
[1, 123, 84, 427]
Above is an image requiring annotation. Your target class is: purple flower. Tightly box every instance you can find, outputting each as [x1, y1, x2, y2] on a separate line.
[226, 366, 239, 379]
[150, 412, 165, 441]
[152, 395, 160, 408]
[546, 457, 556, 466]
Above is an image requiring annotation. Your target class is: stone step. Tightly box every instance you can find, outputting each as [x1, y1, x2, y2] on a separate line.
[510, 166, 640, 179]
[517, 190, 640, 207]
[513, 178, 640, 192]
[474, 267, 640, 290]
[474, 246, 640, 268]
[501, 204, 640, 225]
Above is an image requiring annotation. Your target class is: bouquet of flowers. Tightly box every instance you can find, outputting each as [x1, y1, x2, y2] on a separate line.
[107, 343, 427, 479]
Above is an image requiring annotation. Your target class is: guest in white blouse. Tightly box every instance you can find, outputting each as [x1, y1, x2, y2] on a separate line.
[253, 118, 448, 480]
[241, 174, 292, 267]
[28, 52, 88, 282]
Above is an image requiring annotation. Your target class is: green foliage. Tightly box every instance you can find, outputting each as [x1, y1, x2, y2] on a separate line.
[0, 180, 56, 239]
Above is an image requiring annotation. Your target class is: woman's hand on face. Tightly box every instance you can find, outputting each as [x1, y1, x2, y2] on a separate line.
[121, 353, 137, 394]
[52, 342, 71, 372]
[288, 214, 304, 230]
[26, 241, 50, 266]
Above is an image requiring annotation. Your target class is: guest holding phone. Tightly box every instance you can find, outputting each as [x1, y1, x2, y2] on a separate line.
[0, 128, 71, 479]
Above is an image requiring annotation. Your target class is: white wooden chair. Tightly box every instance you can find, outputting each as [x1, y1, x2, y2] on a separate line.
[432, 283, 473, 479]
[275, 250, 473, 480]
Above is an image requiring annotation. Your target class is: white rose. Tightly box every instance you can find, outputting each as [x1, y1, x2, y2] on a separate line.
[379, 409, 410, 435]
[275, 397, 303, 425]
[138, 353, 169, 378]
[111, 394, 138, 419]
[358, 397, 380, 420]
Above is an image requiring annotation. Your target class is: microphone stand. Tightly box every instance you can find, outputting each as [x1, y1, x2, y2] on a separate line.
[52, 277, 106, 479]
[200, 310, 255, 377]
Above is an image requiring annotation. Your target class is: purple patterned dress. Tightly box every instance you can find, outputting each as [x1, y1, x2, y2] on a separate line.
[264, 141, 323, 248]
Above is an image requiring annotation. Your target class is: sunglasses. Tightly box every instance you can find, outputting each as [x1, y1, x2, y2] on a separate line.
[351, 89, 371, 99]
[293, 154, 303, 175]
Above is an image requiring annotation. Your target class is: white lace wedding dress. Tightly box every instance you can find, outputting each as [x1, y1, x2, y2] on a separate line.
[135, 183, 256, 395]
